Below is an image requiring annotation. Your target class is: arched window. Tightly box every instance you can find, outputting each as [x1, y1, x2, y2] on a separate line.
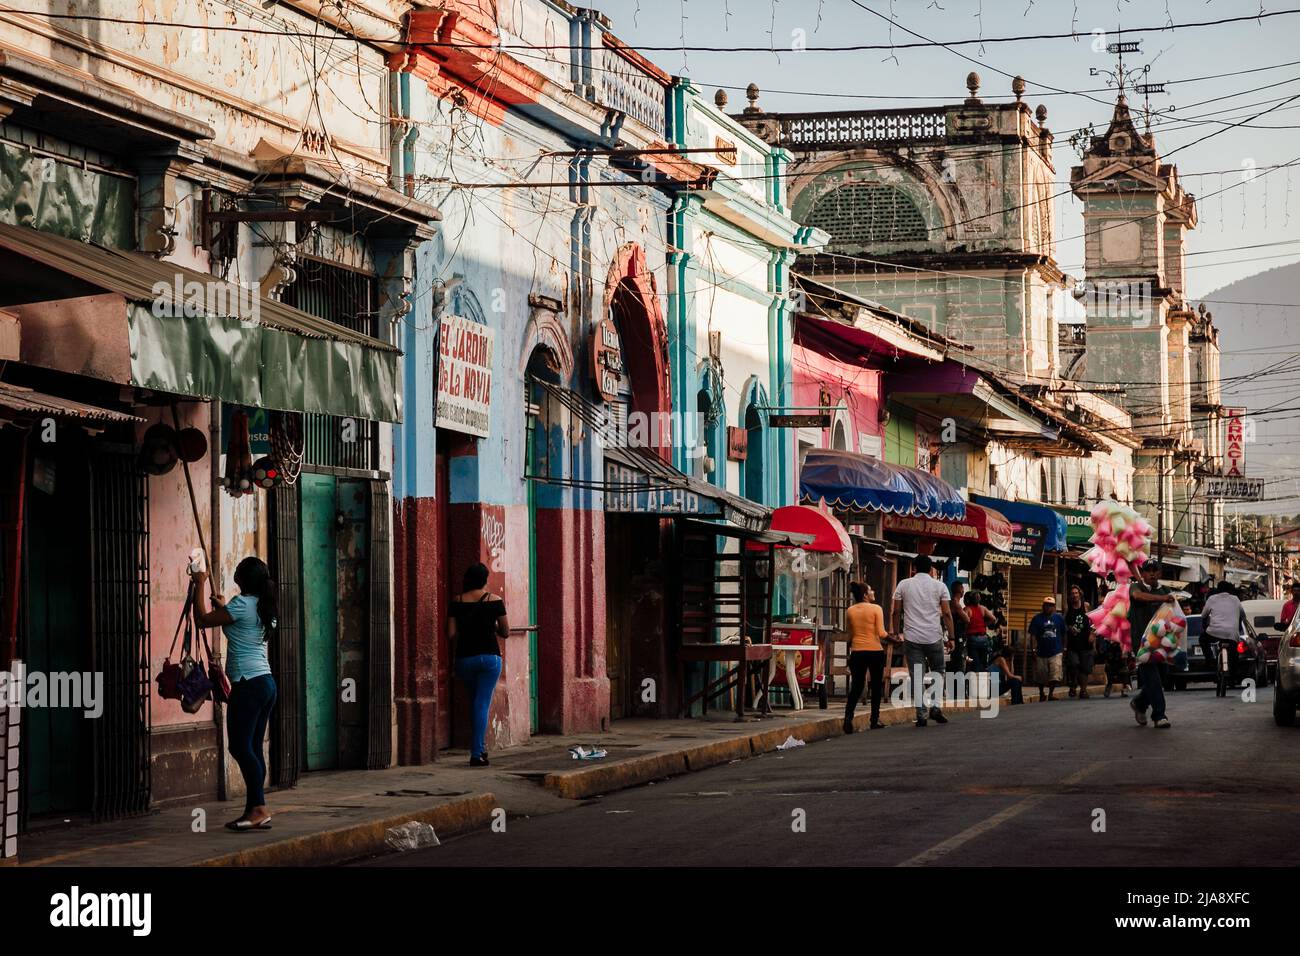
[832, 419, 848, 451]
[805, 183, 928, 250]
[743, 403, 766, 504]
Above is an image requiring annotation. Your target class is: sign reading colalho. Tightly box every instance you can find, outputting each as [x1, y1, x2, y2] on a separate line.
[437, 315, 494, 438]
[604, 459, 721, 516]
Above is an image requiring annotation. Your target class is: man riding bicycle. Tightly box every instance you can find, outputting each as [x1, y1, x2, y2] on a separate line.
[1201, 581, 1246, 675]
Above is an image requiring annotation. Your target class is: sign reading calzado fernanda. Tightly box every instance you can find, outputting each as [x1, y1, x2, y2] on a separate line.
[437, 315, 494, 438]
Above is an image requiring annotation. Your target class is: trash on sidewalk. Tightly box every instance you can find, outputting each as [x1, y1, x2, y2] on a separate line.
[776, 735, 806, 751]
[569, 745, 608, 760]
[384, 821, 441, 851]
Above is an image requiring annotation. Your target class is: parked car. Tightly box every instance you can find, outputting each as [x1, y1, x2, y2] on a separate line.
[1170, 613, 1269, 691]
[1274, 613, 1300, 726]
[1242, 598, 1284, 676]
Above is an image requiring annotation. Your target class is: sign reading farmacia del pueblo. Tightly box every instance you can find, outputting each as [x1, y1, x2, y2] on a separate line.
[437, 315, 494, 438]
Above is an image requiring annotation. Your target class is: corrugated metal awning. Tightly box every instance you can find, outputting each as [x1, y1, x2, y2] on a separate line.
[0, 381, 144, 424]
[0, 221, 401, 422]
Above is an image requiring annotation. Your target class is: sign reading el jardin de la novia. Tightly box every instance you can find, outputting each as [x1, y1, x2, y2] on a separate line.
[437, 314, 494, 439]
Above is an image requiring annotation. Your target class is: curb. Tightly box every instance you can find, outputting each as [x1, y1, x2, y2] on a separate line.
[541, 685, 1064, 800]
[196, 792, 498, 867]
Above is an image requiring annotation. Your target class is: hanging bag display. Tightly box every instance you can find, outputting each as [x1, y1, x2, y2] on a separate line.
[201, 625, 233, 704]
[157, 579, 198, 701]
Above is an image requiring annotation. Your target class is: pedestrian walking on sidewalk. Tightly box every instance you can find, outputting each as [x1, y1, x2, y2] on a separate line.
[192, 557, 279, 832]
[450, 562, 511, 766]
[964, 591, 991, 673]
[891, 555, 954, 727]
[1029, 596, 1065, 701]
[1065, 586, 1094, 699]
[843, 582, 890, 733]
[1128, 563, 1175, 729]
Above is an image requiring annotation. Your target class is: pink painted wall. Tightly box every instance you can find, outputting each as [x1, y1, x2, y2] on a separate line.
[139, 401, 218, 730]
[792, 341, 884, 454]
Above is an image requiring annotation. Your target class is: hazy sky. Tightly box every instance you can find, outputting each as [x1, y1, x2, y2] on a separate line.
[590, 0, 1300, 518]
[589, 0, 1300, 298]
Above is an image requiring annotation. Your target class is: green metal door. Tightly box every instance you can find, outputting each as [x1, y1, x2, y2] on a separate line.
[300, 473, 338, 770]
[22, 452, 92, 816]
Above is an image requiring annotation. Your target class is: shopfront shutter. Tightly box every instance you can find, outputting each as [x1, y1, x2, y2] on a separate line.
[269, 482, 302, 789]
[366, 479, 393, 770]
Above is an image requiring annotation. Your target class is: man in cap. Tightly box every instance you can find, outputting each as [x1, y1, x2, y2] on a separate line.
[1028, 596, 1066, 702]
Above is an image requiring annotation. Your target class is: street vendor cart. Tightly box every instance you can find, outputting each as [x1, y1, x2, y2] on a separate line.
[759, 502, 853, 710]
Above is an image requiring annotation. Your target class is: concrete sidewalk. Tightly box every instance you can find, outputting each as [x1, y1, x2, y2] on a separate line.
[17, 687, 1040, 867]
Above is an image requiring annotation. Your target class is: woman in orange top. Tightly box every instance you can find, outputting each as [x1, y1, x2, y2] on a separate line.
[843, 581, 891, 732]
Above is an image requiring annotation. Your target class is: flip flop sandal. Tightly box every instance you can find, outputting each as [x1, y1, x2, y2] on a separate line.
[226, 818, 273, 832]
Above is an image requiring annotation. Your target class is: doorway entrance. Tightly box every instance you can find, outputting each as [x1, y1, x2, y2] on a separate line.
[297, 473, 374, 771]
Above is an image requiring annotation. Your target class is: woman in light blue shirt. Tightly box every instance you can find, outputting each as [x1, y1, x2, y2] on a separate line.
[193, 556, 279, 831]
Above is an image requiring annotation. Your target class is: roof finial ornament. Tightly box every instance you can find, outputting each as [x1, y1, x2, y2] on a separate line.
[1012, 76, 1026, 103]
[744, 83, 762, 114]
[714, 88, 728, 109]
[965, 71, 981, 104]
[1035, 103, 1048, 126]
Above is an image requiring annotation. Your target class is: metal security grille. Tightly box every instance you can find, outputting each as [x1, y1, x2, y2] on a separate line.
[806, 184, 929, 247]
[366, 479, 393, 770]
[87, 447, 150, 822]
[269, 482, 302, 789]
[282, 256, 382, 470]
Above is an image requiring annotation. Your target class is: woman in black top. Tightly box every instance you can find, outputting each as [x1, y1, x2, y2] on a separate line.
[449, 562, 510, 766]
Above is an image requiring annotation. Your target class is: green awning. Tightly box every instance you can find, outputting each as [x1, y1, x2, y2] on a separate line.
[0, 221, 401, 422]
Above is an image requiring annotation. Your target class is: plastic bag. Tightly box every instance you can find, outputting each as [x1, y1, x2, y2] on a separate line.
[384, 821, 441, 851]
[1136, 599, 1186, 665]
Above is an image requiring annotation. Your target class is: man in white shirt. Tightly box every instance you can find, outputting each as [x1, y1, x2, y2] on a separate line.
[891, 554, 955, 727]
[1201, 581, 1246, 672]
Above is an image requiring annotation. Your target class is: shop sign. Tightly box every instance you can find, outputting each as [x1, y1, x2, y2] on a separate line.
[1050, 505, 1093, 547]
[727, 425, 748, 461]
[990, 521, 1047, 568]
[590, 316, 625, 403]
[770, 414, 829, 428]
[221, 405, 271, 456]
[1224, 408, 1246, 477]
[883, 513, 982, 543]
[1203, 477, 1264, 501]
[604, 458, 721, 516]
[437, 315, 494, 438]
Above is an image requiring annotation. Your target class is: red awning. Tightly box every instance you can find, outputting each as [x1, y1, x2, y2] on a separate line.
[766, 503, 852, 554]
[882, 502, 1013, 553]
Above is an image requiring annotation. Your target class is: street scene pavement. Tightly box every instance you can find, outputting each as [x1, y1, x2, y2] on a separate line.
[360, 687, 1300, 868]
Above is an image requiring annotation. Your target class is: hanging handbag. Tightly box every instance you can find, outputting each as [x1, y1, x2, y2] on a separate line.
[157, 579, 198, 701]
[172, 578, 213, 713]
[201, 626, 233, 704]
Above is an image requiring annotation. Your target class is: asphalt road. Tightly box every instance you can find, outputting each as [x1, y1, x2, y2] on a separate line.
[358, 685, 1300, 867]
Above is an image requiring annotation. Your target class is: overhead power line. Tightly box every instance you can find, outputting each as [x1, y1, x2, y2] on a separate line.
[3, 5, 1299, 51]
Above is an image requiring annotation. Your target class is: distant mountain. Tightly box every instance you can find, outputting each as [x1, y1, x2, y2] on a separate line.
[1201, 260, 1300, 512]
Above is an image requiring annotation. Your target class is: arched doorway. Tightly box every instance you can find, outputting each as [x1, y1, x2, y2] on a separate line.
[602, 244, 672, 720]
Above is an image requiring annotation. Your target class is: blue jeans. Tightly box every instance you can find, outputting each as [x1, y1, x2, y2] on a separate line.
[455, 654, 502, 757]
[1134, 661, 1168, 721]
[968, 636, 991, 673]
[227, 674, 277, 814]
[904, 641, 946, 719]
